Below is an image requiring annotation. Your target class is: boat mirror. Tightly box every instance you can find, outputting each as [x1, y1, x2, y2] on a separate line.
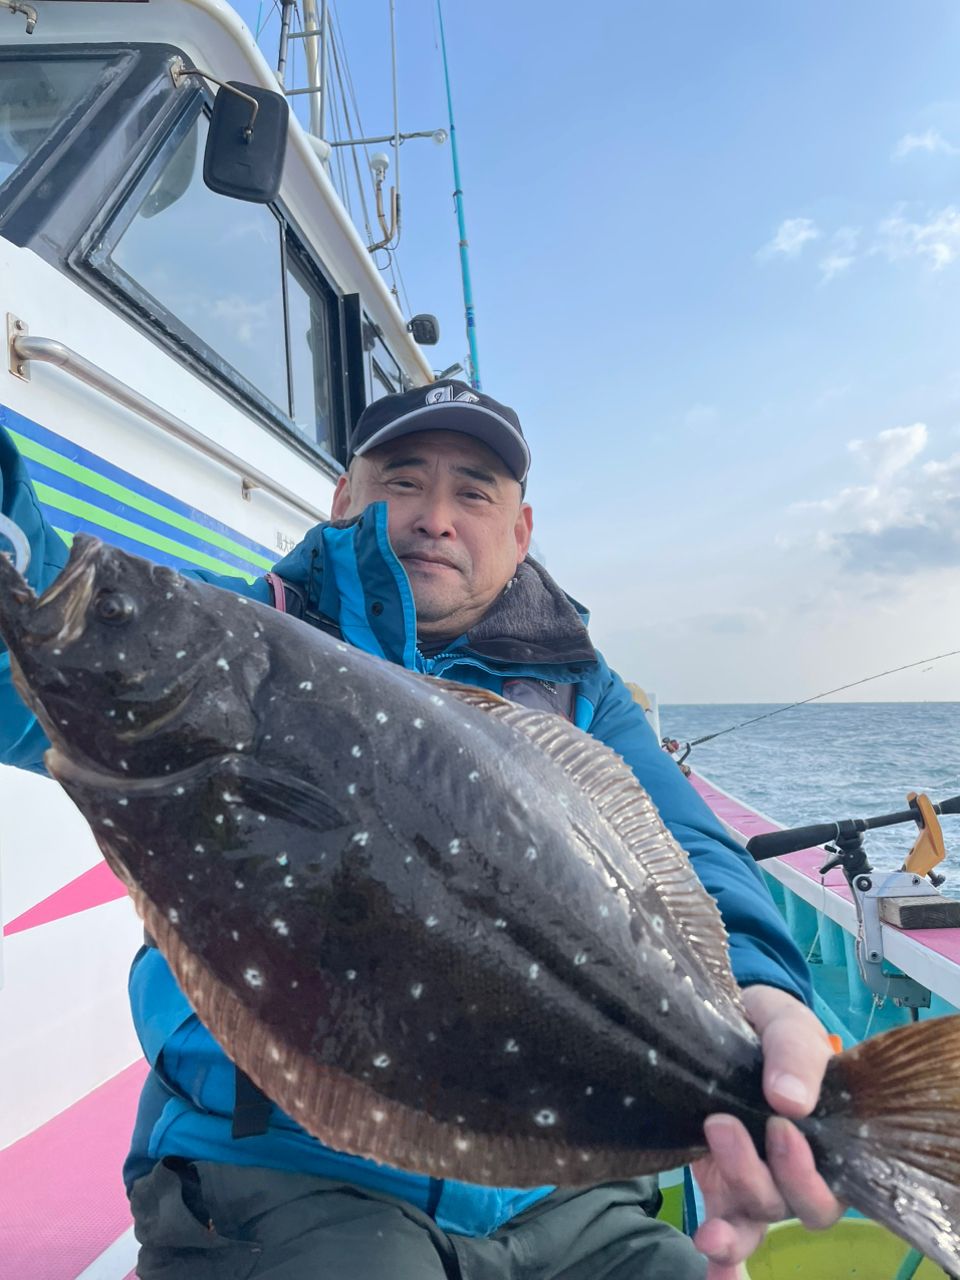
[203, 82, 289, 204]
[407, 314, 440, 345]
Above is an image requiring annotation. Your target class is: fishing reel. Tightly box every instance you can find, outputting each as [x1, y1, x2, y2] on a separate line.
[747, 792, 960, 1008]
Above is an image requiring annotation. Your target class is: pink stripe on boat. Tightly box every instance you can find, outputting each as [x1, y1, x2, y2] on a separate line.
[0, 1059, 146, 1277]
[3, 861, 127, 937]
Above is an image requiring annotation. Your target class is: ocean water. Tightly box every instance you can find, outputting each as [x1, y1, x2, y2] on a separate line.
[659, 703, 960, 889]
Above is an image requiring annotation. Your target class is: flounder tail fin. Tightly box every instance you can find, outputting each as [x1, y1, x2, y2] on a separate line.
[808, 1014, 960, 1275]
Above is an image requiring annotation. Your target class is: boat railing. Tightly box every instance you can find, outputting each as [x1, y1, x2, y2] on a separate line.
[7, 321, 326, 524]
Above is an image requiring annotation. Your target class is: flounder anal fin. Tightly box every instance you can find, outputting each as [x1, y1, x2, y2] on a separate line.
[427, 675, 748, 1026]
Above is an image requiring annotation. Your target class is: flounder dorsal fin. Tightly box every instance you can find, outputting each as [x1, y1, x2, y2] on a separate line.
[426, 676, 749, 1027]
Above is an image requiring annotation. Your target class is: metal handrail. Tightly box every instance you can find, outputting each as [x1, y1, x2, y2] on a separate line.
[10, 334, 327, 524]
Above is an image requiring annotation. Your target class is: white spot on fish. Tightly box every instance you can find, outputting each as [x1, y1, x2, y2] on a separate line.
[375, 711, 388, 724]
[494, 918, 507, 929]
[168, 908, 179, 923]
[525, 846, 537, 861]
[660, 998, 669, 1014]
[449, 839, 461, 855]
[269, 1046, 281, 1062]
[117, 797, 128, 807]
[214, 814, 225, 825]
[425, 915, 439, 928]
[410, 982, 424, 999]
[353, 832, 370, 846]
[235, 879, 244, 889]
[351, 745, 362, 758]
[430, 695, 445, 706]
[648, 1048, 658, 1066]
[347, 783, 357, 796]
[505, 1039, 520, 1054]
[404, 855, 413, 864]
[147, 849, 155, 857]
[231, 931, 239, 941]
[290, 980, 299, 989]
[346, 970, 357, 980]
[126, 711, 136, 722]
[706, 1079, 717, 1095]
[338, 666, 348, 673]
[272, 919, 289, 936]
[371, 1109, 386, 1124]
[194, 844, 205, 854]
[257, 813, 267, 823]
[454, 1137, 471, 1152]
[574, 951, 588, 966]
[858, 1123, 870, 1138]
[623, 1096, 635, 1108]
[52, 647, 62, 655]
[174, 786, 185, 796]
[533, 1109, 557, 1127]
[528, 963, 540, 980]
[282, 1068, 297, 1080]
[426, 1032, 437, 1043]
[119, 759, 129, 771]
[299, 681, 313, 691]
[276, 853, 289, 866]
[373, 1053, 391, 1069]
[216, 658, 230, 671]
[468, 771, 480, 782]
[117, 652, 126, 661]
[244, 968, 263, 988]
[101, 818, 115, 828]
[222, 792, 241, 803]
[283, 875, 294, 888]
[60, 719, 69, 727]
[413, 718, 424, 729]
[584, 1086, 594, 1096]
[599, 904, 610, 917]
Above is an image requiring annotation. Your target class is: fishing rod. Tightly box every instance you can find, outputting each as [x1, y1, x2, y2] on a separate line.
[672, 645, 960, 753]
[747, 792, 960, 862]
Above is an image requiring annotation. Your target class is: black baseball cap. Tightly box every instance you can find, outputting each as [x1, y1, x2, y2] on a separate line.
[348, 380, 530, 485]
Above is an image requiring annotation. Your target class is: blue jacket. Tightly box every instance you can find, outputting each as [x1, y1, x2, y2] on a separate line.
[0, 423, 813, 1236]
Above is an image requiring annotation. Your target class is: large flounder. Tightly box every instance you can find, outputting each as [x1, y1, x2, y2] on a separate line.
[1, 535, 960, 1271]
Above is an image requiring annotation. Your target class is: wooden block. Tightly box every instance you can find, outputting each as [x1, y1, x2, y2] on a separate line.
[880, 896, 960, 929]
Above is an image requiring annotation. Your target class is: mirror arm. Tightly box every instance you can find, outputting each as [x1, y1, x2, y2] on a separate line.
[170, 59, 261, 140]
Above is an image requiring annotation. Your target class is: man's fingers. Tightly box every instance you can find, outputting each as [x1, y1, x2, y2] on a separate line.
[703, 1116, 787, 1222]
[741, 986, 833, 1118]
[766, 1117, 845, 1229]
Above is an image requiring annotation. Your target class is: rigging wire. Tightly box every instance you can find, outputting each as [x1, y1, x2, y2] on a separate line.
[328, 4, 375, 245]
[685, 646, 960, 748]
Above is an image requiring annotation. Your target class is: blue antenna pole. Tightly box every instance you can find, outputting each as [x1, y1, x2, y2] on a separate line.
[436, 0, 481, 389]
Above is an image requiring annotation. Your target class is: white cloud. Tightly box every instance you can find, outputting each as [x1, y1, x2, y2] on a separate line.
[892, 129, 959, 159]
[819, 226, 860, 283]
[758, 217, 821, 260]
[789, 423, 960, 574]
[874, 206, 960, 269]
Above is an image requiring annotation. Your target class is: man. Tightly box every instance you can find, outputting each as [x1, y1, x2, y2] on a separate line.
[0, 381, 840, 1278]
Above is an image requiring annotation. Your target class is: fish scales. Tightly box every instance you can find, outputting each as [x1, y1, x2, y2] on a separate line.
[2, 536, 960, 1272]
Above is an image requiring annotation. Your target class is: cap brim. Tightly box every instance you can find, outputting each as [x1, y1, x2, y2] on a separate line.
[353, 402, 530, 483]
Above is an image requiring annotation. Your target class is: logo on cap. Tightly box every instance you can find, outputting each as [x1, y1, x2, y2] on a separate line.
[425, 386, 480, 406]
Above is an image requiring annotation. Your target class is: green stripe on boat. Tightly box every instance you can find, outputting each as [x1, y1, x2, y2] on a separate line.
[11, 430, 272, 571]
[36, 483, 255, 582]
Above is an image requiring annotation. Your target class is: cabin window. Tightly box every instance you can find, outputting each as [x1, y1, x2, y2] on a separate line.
[83, 101, 348, 468]
[363, 318, 405, 401]
[106, 112, 290, 414]
[0, 57, 108, 189]
[286, 245, 339, 457]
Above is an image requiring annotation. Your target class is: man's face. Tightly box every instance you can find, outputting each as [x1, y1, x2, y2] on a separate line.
[331, 430, 533, 640]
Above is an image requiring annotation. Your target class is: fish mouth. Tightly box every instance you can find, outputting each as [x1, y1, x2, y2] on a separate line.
[0, 534, 101, 651]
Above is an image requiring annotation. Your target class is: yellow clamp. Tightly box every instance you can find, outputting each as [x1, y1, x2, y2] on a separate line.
[902, 792, 946, 878]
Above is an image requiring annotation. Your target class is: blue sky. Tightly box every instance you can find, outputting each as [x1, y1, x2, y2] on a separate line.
[244, 1, 960, 702]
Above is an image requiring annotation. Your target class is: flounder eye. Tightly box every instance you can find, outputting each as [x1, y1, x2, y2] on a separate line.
[96, 591, 137, 625]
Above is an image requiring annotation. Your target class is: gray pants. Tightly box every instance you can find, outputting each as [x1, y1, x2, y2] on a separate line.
[131, 1159, 707, 1279]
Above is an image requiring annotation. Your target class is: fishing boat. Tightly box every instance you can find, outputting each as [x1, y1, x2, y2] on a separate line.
[0, 3, 958, 1278]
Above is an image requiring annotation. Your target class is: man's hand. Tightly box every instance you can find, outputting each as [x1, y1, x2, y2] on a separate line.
[691, 985, 844, 1280]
